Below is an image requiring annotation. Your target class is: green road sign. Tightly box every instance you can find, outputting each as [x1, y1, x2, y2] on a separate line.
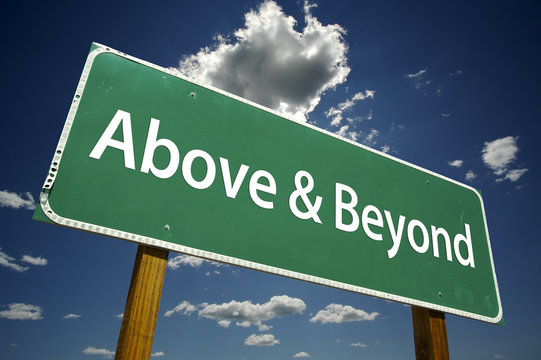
[34, 43, 502, 323]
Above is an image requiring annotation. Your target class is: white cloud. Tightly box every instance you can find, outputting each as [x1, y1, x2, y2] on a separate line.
[363, 129, 379, 145]
[500, 168, 528, 182]
[63, 313, 82, 319]
[21, 255, 48, 266]
[82, 346, 115, 358]
[218, 319, 231, 328]
[164, 301, 198, 317]
[336, 124, 359, 141]
[0, 303, 43, 320]
[465, 170, 477, 182]
[405, 68, 427, 79]
[482, 136, 519, 175]
[0, 249, 29, 272]
[151, 351, 165, 357]
[114, 313, 124, 319]
[244, 333, 279, 346]
[0, 190, 35, 210]
[350, 342, 367, 348]
[309, 304, 379, 323]
[381, 145, 391, 154]
[441, 113, 451, 118]
[177, 0, 350, 122]
[449, 70, 463, 76]
[326, 90, 375, 127]
[198, 295, 306, 329]
[448, 159, 463, 168]
[294, 351, 311, 358]
[167, 255, 205, 269]
[167, 254, 224, 270]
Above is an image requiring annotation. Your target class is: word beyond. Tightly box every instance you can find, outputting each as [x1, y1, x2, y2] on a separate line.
[89, 110, 475, 268]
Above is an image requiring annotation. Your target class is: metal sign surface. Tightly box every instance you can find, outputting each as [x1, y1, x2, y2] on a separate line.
[34, 43, 502, 323]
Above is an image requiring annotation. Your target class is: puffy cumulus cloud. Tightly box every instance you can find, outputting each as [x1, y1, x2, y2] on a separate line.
[326, 90, 375, 127]
[63, 313, 82, 319]
[0, 303, 43, 320]
[0, 190, 35, 210]
[164, 301, 198, 317]
[0, 248, 29, 272]
[309, 303, 379, 323]
[198, 295, 306, 329]
[82, 346, 115, 358]
[482, 136, 518, 175]
[448, 160, 463, 168]
[244, 333, 280, 346]
[21, 255, 48, 266]
[294, 351, 311, 358]
[177, 0, 350, 122]
[482, 136, 528, 182]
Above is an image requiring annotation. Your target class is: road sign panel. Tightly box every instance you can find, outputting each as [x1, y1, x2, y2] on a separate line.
[34, 43, 502, 323]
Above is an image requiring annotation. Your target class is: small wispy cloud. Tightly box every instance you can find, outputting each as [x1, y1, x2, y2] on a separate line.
[21, 255, 48, 266]
[449, 69, 463, 76]
[82, 346, 115, 358]
[0, 248, 29, 272]
[448, 159, 463, 168]
[326, 90, 375, 127]
[465, 170, 477, 182]
[350, 342, 368, 348]
[151, 351, 165, 357]
[293, 351, 311, 358]
[167, 254, 224, 270]
[63, 313, 82, 319]
[0, 190, 35, 210]
[0, 303, 43, 320]
[114, 313, 124, 319]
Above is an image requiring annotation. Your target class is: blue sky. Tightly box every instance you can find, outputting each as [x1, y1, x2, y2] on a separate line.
[1, 0, 540, 359]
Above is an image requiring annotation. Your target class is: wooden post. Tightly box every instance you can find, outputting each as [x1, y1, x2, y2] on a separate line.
[115, 245, 169, 360]
[411, 306, 450, 360]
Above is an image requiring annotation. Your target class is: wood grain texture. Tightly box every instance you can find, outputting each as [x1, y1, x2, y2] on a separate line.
[115, 245, 169, 360]
[412, 306, 450, 360]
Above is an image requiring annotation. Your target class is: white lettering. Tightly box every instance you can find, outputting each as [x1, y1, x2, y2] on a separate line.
[249, 170, 276, 209]
[431, 226, 453, 261]
[384, 210, 405, 259]
[335, 183, 359, 232]
[219, 158, 249, 199]
[407, 219, 430, 254]
[361, 205, 384, 241]
[140, 118, 180, 179]
[89, 109, 135, 169]
[182, 149, 216, 189]
[454, 224, 475, 268]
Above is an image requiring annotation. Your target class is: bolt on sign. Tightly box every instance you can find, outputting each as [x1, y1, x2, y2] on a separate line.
[34, 43, 502, 323]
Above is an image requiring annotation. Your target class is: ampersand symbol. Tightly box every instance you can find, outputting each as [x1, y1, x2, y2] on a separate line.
[289, 170, 323, 224]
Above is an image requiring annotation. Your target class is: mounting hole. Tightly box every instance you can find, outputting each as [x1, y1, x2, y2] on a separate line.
[164, 224, 170, 231]
[190, 92, 196, 98]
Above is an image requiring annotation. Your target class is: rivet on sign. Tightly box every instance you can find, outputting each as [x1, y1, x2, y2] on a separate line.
[190, 92, 196, 98]
[426, 180, 430, 185]
[438, 291, 443, 297]
[164, 224, 170, 231]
